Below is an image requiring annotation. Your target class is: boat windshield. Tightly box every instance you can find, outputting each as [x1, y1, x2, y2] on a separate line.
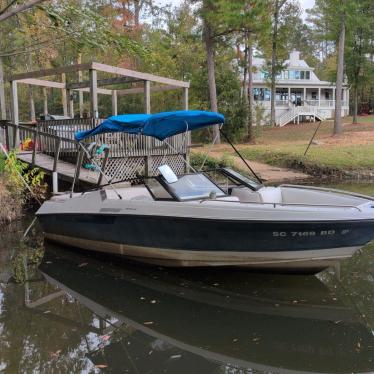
[161, 173, 226, 201]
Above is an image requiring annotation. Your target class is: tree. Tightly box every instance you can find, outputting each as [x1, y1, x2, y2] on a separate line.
[200, 0, 220, 143]
[345, 0, 374, 123]
[333, 0, 346, 135]
[0, 0, 46, 22]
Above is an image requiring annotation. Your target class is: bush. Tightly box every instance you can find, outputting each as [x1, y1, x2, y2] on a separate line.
[190, 151, 235, 171]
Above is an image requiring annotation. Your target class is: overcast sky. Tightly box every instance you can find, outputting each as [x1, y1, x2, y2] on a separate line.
[154, 0, 316, 17]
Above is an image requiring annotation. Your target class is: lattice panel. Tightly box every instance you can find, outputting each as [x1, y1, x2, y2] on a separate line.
[101, 157, 145, 181]
[150, 155, 186, 176]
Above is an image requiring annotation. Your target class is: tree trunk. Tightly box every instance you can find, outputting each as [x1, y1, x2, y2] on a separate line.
[242, 43, 248, 100]
[203, 20, 220, 144]
[270, 0, 280, 127]
[334, 7, 346, 135]
[247, 40, 254, 140]
[352, 86, 358, 124]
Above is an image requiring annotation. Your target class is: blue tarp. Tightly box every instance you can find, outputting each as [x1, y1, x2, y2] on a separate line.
[75, 110, 224, 142]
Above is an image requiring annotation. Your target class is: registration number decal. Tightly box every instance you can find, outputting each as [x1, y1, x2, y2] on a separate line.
[272, 229, 350, 237]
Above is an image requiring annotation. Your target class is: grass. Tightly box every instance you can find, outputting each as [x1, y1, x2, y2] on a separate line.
[240, 143, 374, 170]
[236, 115, 374, 172]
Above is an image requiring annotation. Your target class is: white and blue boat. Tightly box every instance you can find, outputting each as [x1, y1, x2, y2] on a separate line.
[36, 111, 374, 273]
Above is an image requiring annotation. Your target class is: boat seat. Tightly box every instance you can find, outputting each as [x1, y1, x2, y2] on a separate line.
[231, 187, 262, 203]
[258, 187, 283, 204]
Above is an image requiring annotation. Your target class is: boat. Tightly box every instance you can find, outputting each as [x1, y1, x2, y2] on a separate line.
[36, 110, 374, 273]
[37, 245, 374, 373]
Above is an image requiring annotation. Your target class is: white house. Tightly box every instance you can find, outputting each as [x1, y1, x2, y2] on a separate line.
[251, 51, 350, 126]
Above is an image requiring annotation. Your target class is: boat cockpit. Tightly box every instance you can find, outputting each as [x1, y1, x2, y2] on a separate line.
[104, 165, 372, 210]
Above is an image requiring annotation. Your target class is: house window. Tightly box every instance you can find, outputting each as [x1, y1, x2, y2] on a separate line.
[306, 71, 310, 79]
[253, 88, 270, 101]
[300, 71, 305, 79]
[311, 91, 317, 100]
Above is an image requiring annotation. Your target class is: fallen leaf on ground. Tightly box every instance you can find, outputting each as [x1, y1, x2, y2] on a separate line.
[50, 350, 61, 358]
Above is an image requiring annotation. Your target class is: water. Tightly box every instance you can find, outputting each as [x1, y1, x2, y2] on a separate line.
[1, 183, 374, 373]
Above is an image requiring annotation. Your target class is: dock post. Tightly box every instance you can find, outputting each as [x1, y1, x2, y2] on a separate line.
[111, 90, 118, 116]
[61, 73, 68, 117]
[10, 80, 19, 148]
[182, 87, 189, 110]
[0, 57, 6, 144]
[51, 138, 61, 193]
[68, 89, 74, 118]
[77, 54, 84, 118]
[31, 128, 37, 166]
[144, 80, 151, 114]
[89, 69, 98, 119]
[52, 172, 58, 194]
[43, 88, 48, 116]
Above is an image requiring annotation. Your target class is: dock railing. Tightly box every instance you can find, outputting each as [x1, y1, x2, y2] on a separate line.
[1, 119, 188, 182]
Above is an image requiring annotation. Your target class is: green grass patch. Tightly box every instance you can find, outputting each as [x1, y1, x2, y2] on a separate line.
[254, 116, 374, 145]
[240, 143, 374, 171]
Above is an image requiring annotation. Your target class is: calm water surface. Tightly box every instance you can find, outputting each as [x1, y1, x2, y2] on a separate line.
[0, 182, 374, 373]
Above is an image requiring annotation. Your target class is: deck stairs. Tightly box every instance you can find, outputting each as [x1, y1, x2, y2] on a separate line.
[276, 106, 326, 127]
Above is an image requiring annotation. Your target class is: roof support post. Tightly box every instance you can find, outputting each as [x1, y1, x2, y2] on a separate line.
[78, 54, 84, 118]
[10, 80, 19, 148]
[111, 90, 117, 116]
[288, 87, 291, 103]
[43, 87, 48, 116]
[67, 89, 74, 118]
[0, 57, 6, 120]
[346, 88, 349, 108]
[144, 80, 150, 114]
[182, 87, 189, 110]
[303, 87, 306, 103]
[89, 69, 98, 119]
[61, 73, 68, 117]
[318, 87, 321, 107]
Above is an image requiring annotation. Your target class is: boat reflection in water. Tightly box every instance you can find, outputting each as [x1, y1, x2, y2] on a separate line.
[39, 244, 374, 374]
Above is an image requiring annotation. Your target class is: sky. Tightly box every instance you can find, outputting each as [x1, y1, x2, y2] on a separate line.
[155, 0, 316, 18]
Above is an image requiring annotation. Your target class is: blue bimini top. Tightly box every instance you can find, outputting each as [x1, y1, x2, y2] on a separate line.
[74, 110, 224, 142]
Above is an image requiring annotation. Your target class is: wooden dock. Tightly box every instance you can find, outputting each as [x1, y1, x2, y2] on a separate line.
[17, 151, 99, 185]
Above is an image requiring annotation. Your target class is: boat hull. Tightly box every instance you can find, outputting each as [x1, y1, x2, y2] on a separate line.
[38, 213, 374, 272]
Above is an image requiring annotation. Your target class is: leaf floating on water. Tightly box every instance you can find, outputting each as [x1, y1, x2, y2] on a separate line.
[334, 320, 342, 324]
[143, 321, 154, 325]
[150, 300, 157, 304]
[170, 354, 182, 359]
[232, 338, 239, 342]
[213, 283, 220, 286]
[43, 310, 51, 314]
[78, 263, 88, 267]
[95, 364, 108, 368]
[252, 338, 261, 342]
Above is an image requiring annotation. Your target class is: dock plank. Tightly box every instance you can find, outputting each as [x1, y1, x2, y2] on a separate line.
[17, 152, 99, 185]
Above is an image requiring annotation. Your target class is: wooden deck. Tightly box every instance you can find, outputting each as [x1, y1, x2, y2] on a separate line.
[17, 151, 99, 185]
